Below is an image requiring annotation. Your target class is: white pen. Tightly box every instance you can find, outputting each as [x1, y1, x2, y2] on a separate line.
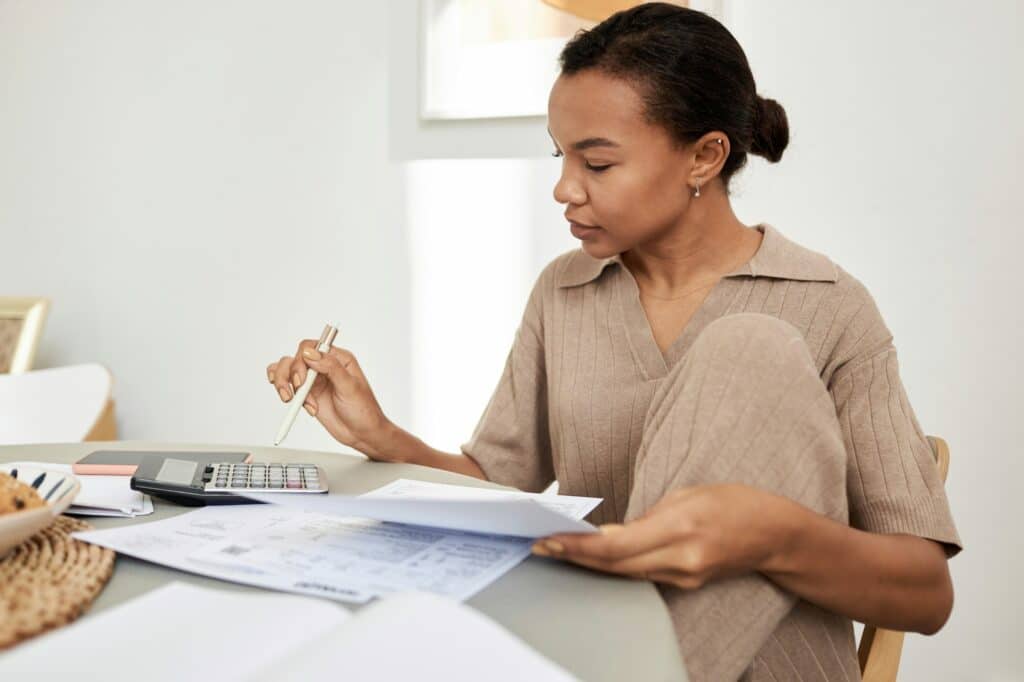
[274, 323, 338, 446]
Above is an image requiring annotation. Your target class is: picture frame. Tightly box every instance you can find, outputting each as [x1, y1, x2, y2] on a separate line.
[418, 0, 726, 121]
[419, 0, 594, 120]
[0, 297, 50, 373]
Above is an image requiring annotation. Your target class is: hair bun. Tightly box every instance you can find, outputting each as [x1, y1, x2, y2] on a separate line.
[750, 96, 789, 163]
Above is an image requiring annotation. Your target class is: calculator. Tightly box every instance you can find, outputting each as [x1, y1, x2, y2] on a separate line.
[130, 457, 328, 506]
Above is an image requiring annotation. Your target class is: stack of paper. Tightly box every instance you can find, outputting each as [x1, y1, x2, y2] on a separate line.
[0, 582, 579, 681]
[73, 479, 600, 602]
[7, 461, 153, 517]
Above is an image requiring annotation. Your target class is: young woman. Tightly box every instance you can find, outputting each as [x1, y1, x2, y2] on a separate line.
[267, 4, 960, 680]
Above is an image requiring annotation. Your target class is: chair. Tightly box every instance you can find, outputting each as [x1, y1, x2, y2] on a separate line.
[857, 435, 951, 682]
[0, 363, 117, 444]
[0, 296, 49, 374]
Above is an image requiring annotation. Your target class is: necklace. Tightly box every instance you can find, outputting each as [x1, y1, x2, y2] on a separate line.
[637, 277, 721, 302]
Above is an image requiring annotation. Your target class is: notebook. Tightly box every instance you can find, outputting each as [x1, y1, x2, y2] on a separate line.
[72, 450, 251, 476]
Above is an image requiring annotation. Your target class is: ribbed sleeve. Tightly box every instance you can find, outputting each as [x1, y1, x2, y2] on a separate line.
[461, 266, 555, 493]
[830, 347, 962, 554]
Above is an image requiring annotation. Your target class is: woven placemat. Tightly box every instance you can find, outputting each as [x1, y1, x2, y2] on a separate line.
[0, 516, 115, 650]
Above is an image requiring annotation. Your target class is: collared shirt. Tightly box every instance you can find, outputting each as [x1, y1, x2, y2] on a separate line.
[462, 224, 960, 680]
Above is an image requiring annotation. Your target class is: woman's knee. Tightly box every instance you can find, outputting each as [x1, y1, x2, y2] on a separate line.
[690, 313, 814, 372]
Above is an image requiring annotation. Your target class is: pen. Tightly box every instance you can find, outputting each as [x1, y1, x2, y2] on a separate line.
[274, 323, 338, 446]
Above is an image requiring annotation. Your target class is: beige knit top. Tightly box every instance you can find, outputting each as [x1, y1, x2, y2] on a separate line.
[462, 224, 961, 550]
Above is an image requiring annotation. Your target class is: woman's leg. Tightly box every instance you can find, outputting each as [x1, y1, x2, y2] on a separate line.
[627, 313, 849, 681]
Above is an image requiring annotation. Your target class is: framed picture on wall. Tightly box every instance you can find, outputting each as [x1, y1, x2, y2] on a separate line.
[0, 297, 49, 374]
[419, 0, 594, 120]
[419, 0, 724, 121]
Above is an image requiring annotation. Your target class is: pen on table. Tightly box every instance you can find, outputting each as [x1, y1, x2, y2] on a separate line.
[274, 323, 338, 446]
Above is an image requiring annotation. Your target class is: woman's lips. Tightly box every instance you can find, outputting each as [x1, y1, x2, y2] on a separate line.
[569, 221, 601, 240]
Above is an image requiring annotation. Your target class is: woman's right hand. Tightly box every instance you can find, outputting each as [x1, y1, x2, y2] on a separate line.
[267, 341, 394, 460]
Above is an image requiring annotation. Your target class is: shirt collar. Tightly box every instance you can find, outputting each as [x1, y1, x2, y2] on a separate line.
[555, 224, 838, 288]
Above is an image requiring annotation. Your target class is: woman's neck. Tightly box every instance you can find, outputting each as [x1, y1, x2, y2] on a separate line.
[622, 188, 761, 296]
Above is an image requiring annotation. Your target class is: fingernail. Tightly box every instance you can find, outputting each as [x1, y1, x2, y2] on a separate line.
[531, 543, 550, 556]
[600, 524, 625, 534]
[304, 403, 316, 416]
[278, 387, 290, 401]
[267, 372, 275, 383]
[302, 348, 321, 360]
[292, 373, 301, 387]
[544, 540, 564, 554]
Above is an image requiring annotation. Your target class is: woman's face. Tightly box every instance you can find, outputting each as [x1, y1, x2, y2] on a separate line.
[548, 69, 696, 259]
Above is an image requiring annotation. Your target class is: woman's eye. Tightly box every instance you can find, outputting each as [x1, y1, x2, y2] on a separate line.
[551, 149, 563, 158]
[586, 162, 612, 172]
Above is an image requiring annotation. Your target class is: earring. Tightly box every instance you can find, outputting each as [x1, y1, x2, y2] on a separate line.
[693, 178, 701, 198]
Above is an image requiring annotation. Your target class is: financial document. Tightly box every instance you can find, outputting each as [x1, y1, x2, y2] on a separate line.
[73, 480, 602, 603]
[244, 479, 602, 538]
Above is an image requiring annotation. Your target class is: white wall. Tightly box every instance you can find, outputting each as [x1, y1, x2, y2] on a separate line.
[1, 0, 1020, 679]
[0, 0, 410, 454]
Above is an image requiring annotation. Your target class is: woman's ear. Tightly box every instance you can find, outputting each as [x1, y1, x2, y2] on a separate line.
[690, 131, 729, 185]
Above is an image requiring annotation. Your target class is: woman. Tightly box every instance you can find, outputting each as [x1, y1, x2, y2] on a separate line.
[267, 4, 960, 680]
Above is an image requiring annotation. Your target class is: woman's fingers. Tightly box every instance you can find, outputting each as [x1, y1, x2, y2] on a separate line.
[302, 348, 360, 396]
[535, 542, 705, 589]
[538, 516, 677, 563]
[304, 374, 331, 415]
[272, 355, 296, 401]
[291, 339, 322, 389]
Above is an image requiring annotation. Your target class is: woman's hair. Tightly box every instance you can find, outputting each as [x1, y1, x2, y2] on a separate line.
[559, 2, 788, 190]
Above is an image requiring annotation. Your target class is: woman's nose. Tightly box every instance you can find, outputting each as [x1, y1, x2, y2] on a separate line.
[553, 170, 586, 206]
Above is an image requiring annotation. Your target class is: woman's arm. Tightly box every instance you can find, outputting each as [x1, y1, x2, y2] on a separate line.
[536, 484, 953, 635]
[371, 420, 488, 481]
[268, 343, 487, 480]
[760, 493, 953, 634]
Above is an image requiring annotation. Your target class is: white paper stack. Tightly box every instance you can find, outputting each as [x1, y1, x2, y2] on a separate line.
[7, 461, 153, 517]
[0, 582, 580, 681]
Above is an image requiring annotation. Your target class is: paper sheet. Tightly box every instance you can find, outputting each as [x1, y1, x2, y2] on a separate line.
[0, 582, 578, 682]
[0, 582, 349, 680]
[252, 591, 578, 682]
[243, 478, 602, 538]
[74, 508, 525, 602]
[73, 480, 602, 603]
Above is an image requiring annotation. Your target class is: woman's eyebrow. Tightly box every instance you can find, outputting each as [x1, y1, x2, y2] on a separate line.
[571, 137, 619, 151]
[547, 128, 620, 151]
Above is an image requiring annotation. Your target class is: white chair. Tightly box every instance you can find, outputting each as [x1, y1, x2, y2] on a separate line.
[0, 363, 116, 444]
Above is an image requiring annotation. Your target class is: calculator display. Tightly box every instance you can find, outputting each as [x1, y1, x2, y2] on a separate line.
[155, 459, 199, 485]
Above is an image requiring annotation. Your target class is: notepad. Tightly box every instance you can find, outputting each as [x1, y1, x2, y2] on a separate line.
[0, 582, 578, 682]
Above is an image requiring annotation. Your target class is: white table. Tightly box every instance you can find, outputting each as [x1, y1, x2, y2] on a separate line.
[0, 441, 687, 682]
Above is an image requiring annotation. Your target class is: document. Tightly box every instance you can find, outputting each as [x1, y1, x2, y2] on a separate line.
[243, 478, 602, 537]
[72, 480, 602, 603]
[0, 582, 578, 682]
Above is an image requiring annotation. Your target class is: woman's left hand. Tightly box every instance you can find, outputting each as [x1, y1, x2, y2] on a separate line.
[533, 484, 788, 590]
